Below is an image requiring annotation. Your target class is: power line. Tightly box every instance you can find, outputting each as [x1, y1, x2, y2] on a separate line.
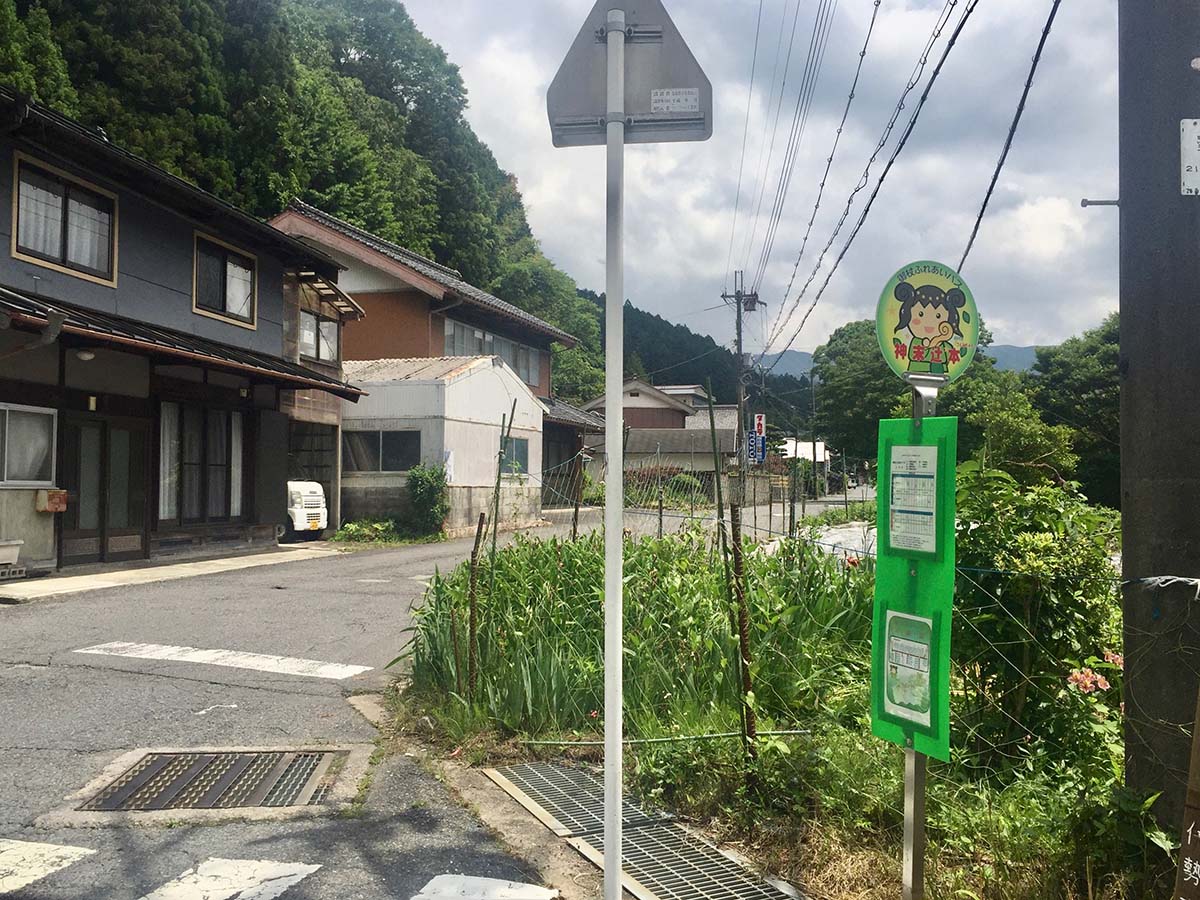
[762, 0, 978, 373]
[957, 0, 1064, 273]
[749, 0, 839, 295]
[739, 0, 803, 273]
[764, 0, 883, 352]
[723, 0, 766, 294]
[759, 0, 958, 366]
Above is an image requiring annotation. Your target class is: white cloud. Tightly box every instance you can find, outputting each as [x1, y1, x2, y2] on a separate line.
[401, 0, 1119, 353]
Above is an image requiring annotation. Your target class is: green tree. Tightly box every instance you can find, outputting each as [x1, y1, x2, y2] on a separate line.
[1, 0, 77, 112]
[1029, 313, 1120, 507]
[812, 320, 906, 461]
[0, 0, 38, 97]
[552, 345, 604, 405]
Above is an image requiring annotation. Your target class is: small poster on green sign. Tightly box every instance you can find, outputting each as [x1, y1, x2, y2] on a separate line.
[888, 445, 938, 555]
[884, 610, 933, 728]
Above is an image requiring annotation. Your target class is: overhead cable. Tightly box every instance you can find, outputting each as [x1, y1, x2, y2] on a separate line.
[762, 0, 973, 371]
[763, 0, 883, 352]
[723, 0, 766, 294]
[739, 0, 804, 273]
[749, 0, 839, 295]
[957, 0, 1064, 273]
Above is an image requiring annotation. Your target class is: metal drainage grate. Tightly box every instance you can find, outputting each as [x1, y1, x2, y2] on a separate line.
[81, 751, 344, 811]
[489, 762, 671, 837]
[581, 824, 792, 900]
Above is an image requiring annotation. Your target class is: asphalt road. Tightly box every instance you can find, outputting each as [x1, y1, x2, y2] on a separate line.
[0, 541, 538, 899]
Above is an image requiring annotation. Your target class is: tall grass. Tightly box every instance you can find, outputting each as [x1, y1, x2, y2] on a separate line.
[408, 527, 873, 735]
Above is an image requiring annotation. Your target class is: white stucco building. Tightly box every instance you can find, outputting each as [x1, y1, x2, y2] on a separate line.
[341, 356, 543, 531]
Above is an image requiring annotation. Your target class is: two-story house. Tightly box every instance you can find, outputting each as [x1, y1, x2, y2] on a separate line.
[0, 88, 361, 570]
[269, 201, 604, 527]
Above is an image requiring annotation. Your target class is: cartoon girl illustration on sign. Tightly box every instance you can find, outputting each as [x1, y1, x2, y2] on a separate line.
[891, 281, 969, 376]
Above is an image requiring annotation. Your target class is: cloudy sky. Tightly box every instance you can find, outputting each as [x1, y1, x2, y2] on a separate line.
[401, 0, 1118, 354]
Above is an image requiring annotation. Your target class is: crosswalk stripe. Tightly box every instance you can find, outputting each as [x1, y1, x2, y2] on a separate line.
[74, 641, 372, 680]
[137, 857, 320, 900]
[0, 839, 95, 893]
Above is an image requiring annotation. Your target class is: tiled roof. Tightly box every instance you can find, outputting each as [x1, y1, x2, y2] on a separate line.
[0, 87, 340, 280]
[0, 285, 364, 399]
[623, 428, 736, 454]
[541, 397, 606, 432]
[342, 356, 497, 384]
[286, 200, 577, 346]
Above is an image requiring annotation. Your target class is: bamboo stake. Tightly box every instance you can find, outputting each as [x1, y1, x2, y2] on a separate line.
[467, 510, 486, 699]
[729, 502, 758, 765]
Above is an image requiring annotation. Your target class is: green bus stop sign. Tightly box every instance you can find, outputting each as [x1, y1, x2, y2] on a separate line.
[871, 415, 958, 762]
[876, 260, 978, 384]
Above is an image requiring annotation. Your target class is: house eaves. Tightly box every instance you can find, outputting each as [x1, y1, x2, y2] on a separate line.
[273, 200, 578, 348]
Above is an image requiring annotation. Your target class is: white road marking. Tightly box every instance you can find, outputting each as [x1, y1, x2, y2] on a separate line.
[194, 703, 239, 716]
[411, 874, 558, 900]
[74, 642, 372, 680]
[0, 838, 95, 893]
[355, 578, 392, 584]
[138, 857, 320, 900]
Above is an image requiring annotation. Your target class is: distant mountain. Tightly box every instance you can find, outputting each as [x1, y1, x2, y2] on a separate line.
[988, 345, 1040, 371]
[760, 349, 813, 377]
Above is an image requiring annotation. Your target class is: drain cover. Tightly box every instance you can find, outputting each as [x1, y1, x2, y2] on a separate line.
[580, 824, 792, 900]
[81, 751, 344, 811]
[489, 762, 794, 900]
[487, 762, 671, 837]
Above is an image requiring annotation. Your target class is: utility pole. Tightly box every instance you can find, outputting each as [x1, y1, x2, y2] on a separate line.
[1119, 0, 1200, 828]
[810, 374, 819, 502]
[723, 270, 762, 506]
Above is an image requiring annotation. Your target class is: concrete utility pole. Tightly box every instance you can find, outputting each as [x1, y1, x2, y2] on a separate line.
[724, 271, 761, 504]
[1119, 1, 1200, 827]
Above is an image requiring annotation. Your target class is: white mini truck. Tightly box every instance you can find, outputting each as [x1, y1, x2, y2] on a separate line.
[286, 480, 327, 537]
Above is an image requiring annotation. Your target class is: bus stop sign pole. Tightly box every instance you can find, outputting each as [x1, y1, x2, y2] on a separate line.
[547, 6, 711, 899]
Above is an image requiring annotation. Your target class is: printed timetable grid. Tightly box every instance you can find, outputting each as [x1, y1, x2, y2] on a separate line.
[889, 444, 939, 554]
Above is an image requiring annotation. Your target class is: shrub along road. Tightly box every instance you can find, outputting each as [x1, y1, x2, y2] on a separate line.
[0, 542, 541, 899]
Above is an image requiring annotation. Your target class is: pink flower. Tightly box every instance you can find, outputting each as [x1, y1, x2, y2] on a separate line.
[1104, 650, 1124, 670]
[588, 710, 599, 719]
[1068, 667, 1110, 694]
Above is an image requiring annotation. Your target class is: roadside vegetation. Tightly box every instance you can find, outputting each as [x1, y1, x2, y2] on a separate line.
[400, 345, 1161, 900]
[334, 464, 449, 544]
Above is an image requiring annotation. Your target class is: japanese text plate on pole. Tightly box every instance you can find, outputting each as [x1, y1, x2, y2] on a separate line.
[547, 1, 713, 148]
[547, 6, 711, 900]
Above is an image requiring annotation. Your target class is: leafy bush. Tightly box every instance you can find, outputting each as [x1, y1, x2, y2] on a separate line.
[332, 517, 403, 543]
[407, 463, 449, 535]
[809, 500, 876, 527]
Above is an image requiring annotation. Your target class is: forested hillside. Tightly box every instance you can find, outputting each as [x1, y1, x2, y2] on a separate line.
[0, 0, 606, 400]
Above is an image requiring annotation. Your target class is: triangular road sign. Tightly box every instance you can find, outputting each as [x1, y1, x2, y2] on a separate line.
[547, 0, 713, 147]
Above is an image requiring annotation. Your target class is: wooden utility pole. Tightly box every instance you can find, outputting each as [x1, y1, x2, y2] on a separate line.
[1119, 0, 1200, 827]
[724, 270, 761, 507]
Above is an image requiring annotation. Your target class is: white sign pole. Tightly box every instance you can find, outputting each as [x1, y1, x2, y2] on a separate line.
[603, 9, 626, 900]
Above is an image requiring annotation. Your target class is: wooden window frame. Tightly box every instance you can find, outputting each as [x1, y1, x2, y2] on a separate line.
[299, 309, 340, 364]
[158, 402, 247, 528]
[192, 231, 258, 330]
[0, 402, 57, 488]
[11, 152, 119, 288]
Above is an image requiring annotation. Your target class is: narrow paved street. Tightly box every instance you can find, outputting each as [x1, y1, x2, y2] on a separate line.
[0, 541, 534, 899]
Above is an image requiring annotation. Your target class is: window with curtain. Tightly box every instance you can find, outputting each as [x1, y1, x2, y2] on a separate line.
[0, 405, 56, 485]
[161, 404, 244, 525]
[15, 161, 114, 281]
[194, 236, 256, 324]
[443, 320, 543, 389]
[159, 402, 180, 520]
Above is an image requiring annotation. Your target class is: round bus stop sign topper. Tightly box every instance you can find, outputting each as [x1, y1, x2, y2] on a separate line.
[876, 260, 978, 383]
